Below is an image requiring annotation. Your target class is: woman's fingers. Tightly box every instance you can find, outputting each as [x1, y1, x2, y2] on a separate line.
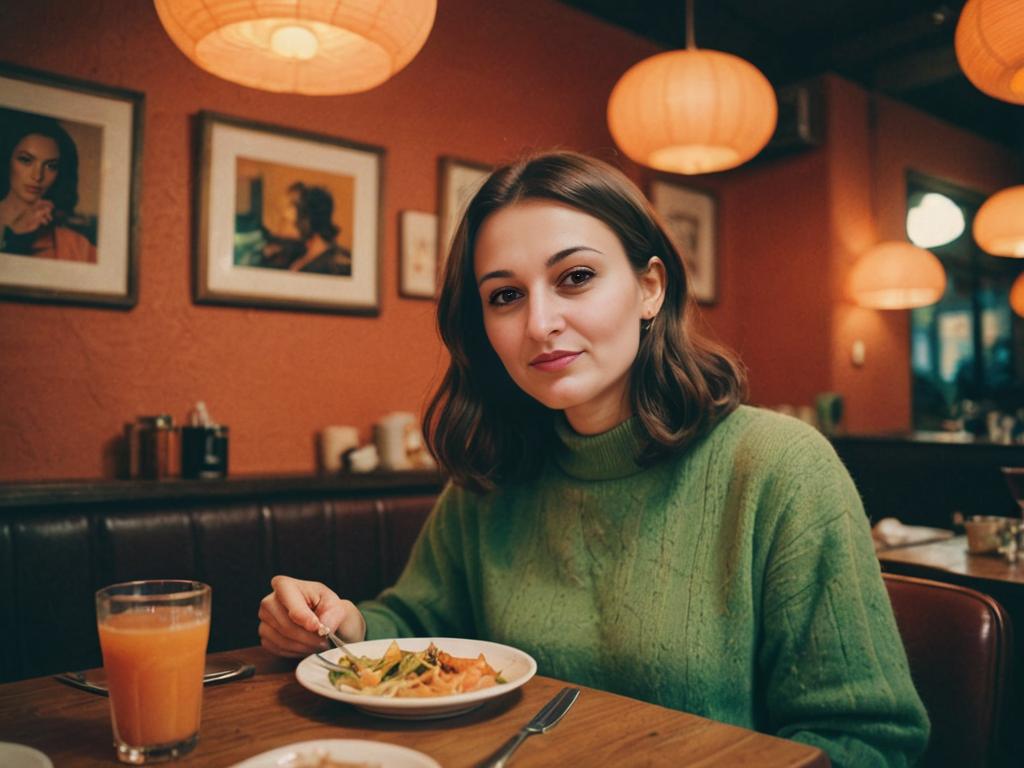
[269, 575, 318, 631]
[259, 575, 367, 658]
[257, 614, 322, 657]
[11, 200, 54, 233]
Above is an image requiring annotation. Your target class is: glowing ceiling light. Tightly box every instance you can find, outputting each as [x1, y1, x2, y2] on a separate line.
[1010, 272, 1024, 316]
[848, 241, 948, 310]
[906, 193, 966, 248]
[955, 0, 1024, 105]
[270, 26, 319, 61]
[606, 0, 777, 174]
[974, 185, 1024, 257]
[153, 0, 437, 95]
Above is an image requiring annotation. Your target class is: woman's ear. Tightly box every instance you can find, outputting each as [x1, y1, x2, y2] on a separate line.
[639, 256, 667, 319]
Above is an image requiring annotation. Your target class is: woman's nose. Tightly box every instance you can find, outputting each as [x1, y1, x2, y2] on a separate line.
[29, 163, 44, 182]
[525, 295, 565, 340]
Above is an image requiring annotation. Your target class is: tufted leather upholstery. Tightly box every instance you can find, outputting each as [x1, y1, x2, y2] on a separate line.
[0, 494, 435, 683]
[883, 573, 1013, 768]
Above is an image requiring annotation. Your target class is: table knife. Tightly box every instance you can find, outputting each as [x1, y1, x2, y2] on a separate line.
[479, 686, 580, 768]
[54, 658, 255, 697]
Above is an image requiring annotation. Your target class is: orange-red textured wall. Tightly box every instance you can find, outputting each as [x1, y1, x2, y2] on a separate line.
[0, 0, 675, 480]
[826, 77, 1021, 433]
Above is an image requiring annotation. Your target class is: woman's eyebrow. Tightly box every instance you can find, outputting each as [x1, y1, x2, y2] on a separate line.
[477, 246, 602, 286]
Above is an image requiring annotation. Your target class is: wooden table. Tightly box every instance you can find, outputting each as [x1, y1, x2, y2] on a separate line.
[0, 647, 829, 767]
[878, 535, 1024, 586]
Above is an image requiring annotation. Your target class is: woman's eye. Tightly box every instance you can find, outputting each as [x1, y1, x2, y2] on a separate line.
[561, 268, 595, 288]
[489, 288, 522, 306]
[44, 161, 59, 173]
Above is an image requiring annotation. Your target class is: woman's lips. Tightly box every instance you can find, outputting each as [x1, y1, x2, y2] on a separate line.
[529, 351, 581, 372]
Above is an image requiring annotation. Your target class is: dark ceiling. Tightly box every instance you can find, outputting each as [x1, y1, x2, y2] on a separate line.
[560, 0, 1024, 152]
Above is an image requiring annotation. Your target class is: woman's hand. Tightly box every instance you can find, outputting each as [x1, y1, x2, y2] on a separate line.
[258, 575, 367, 658]
[7, 200, 54, 234]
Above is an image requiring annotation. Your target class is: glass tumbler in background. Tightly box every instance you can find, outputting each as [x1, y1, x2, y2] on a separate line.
[96, 580, 212, 764]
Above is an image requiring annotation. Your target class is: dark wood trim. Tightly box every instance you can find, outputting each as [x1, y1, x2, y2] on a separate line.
[0, 470, 445, 511]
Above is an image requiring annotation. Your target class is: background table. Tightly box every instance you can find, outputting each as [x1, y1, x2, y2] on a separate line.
[878, 535, 1024, 585]
[0, 647, 828, 767]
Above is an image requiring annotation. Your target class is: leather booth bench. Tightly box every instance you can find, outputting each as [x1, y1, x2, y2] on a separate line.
[0, 472, 443, 683]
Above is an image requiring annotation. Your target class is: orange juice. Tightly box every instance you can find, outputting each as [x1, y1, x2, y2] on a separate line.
[99, 607, 210, 746]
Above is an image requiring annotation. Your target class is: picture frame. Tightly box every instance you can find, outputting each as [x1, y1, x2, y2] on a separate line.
[195, 112, 384, 314]
[399, 210, 438, 299]
[438, 156, 490, 269]
[0, 64, 143, 308]
[650, 179, 717, 304]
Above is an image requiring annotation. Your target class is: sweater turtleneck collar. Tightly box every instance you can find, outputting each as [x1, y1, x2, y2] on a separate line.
[552, 414, 647, 480]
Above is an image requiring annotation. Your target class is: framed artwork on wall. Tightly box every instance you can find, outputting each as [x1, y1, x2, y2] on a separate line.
[438, 156, 490, 269]
[195, 111, 384, 314]
[0, 65, 143, 308]
[399, 210, 438, 299]
[650, 179, 717, 304]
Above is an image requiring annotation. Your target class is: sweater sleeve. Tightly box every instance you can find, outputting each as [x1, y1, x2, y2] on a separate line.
[358, 483, 478, 640]
[755, 431, 930, 768]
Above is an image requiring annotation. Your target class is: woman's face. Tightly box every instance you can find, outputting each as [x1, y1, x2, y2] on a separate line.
[474, 200, 665, 435]
[8, 134, 60, 204]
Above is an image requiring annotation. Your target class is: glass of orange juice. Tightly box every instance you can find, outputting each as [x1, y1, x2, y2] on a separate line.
[95, 580, 212, 764]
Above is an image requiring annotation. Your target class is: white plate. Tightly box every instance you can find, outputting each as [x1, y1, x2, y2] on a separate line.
[0, 743, 53, 768]
[295, 637, 536, 719]
[229, 739, 440, 768]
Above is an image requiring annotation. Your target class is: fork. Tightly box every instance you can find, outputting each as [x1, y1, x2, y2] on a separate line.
[317, 622, 362, 665]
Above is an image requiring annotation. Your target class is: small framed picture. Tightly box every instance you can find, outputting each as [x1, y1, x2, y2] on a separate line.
[400, 210, 438, 299]
[650, 179, 717, 304]
[0, 65, 143, 308]
[195, 112, 384, 314]
[438, 156, 490, 269]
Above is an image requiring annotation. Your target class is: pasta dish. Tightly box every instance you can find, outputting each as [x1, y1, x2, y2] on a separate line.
[326, 641, 505, 697]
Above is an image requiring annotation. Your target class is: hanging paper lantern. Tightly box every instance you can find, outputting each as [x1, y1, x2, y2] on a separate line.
[153, 0, 437, 95]
[954, 0, 1024, 105]
[607, 48, 777, 175]
[848, 241, 947, 309]
[974, 185, 1024, 257]
[1010, 272, 1024, 316]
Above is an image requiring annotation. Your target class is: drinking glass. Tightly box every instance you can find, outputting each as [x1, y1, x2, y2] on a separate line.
[1000, 466, 1024, 519]
[96, 580, 212, 764]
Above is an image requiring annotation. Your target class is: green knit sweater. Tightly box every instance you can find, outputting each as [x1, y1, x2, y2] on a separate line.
[360, 406, 929, 767]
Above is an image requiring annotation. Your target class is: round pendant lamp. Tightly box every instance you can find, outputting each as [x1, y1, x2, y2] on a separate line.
[153, 0, 437, 95]
[954, 0, 1024, 104]
[974, 185, 1024, 257]
[1010, 272, 1024, 316]
[848, 241, 947, 309]
[606, 0, 777, 174]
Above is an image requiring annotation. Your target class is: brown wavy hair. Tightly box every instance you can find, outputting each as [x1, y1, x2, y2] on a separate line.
[423, 151, 746, 492]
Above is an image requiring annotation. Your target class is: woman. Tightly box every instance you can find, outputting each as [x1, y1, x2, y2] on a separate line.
[0, 112, 96, 263]
[259, 152, 929, 766]
[285, 183, 352, 276]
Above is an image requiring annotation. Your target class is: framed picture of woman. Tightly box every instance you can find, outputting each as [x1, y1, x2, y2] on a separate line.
[650, 179, 717, 304]
[195, 112, 384, 314]
[0, 65, 143, 307]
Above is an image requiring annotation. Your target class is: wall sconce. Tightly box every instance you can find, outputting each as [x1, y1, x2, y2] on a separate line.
[153, 0, 437, 95]
[606, 0, 777, 174]
[974, 185, 1024, 257]
[848, 241, 947, 310]
[954, 0, 1024, 105]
